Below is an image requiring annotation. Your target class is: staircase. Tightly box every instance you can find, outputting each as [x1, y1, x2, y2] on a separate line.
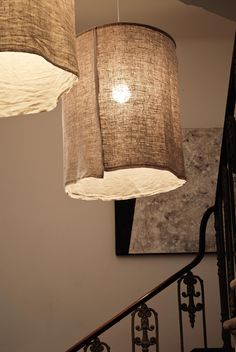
[65, 33, 236, 352]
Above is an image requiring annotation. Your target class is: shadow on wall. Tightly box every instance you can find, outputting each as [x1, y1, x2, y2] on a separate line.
[178, 0, 236, 22]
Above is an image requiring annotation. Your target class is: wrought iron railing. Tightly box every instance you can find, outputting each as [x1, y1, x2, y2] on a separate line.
[65, 34, 236, 352]
[214, 32, 236, 351]
[65, 207, 214, 352]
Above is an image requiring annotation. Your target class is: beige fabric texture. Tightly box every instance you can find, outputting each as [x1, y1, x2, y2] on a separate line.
[62, 23, 186, 200]
[0, 0, 79, 117]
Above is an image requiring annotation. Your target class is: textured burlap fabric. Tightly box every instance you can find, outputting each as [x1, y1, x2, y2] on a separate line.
[0, 0, 79, 117]
[62, 23, 186, 200]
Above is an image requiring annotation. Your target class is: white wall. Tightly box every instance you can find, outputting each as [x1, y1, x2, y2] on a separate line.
[0, 14, 235, 352]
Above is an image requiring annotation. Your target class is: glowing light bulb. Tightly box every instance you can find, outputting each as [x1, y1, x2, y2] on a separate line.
[112, 83, 131, 104]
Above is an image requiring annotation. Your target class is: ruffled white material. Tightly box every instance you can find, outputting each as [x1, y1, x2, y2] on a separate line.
[65, 168, 186, 201]
[0, 52, 77, 118]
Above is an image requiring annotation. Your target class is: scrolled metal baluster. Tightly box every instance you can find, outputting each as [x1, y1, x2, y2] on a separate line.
[83, 338, 110, 352]
[178, 271, 207, 352]
[180, 271, 202, 328]
[132, 303, 159, 352]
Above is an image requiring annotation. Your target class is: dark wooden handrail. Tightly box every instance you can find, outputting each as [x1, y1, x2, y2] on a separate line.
[66, 205, 214, 352]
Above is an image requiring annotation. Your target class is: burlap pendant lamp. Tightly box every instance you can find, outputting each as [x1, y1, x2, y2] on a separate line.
[0, 0, 79, 118]
[62, 23, 186, 201]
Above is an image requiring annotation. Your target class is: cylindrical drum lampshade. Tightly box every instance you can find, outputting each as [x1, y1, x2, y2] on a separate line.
[0, 0, 79, 118]
[62, 23, 186, 201]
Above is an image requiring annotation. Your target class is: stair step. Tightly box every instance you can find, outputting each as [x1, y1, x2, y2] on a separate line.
[230, 279, 236, 290]
[223, 317, 236, 333]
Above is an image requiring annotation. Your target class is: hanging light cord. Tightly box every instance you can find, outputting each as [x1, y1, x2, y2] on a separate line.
[117, 0, 120, 22]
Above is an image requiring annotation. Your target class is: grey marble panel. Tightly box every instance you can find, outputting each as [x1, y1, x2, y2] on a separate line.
[129, 128, 222, 254]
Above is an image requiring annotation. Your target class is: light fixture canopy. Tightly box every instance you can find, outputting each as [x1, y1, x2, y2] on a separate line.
[0, 0, 79, 118]
[62, 23, 186, 201]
